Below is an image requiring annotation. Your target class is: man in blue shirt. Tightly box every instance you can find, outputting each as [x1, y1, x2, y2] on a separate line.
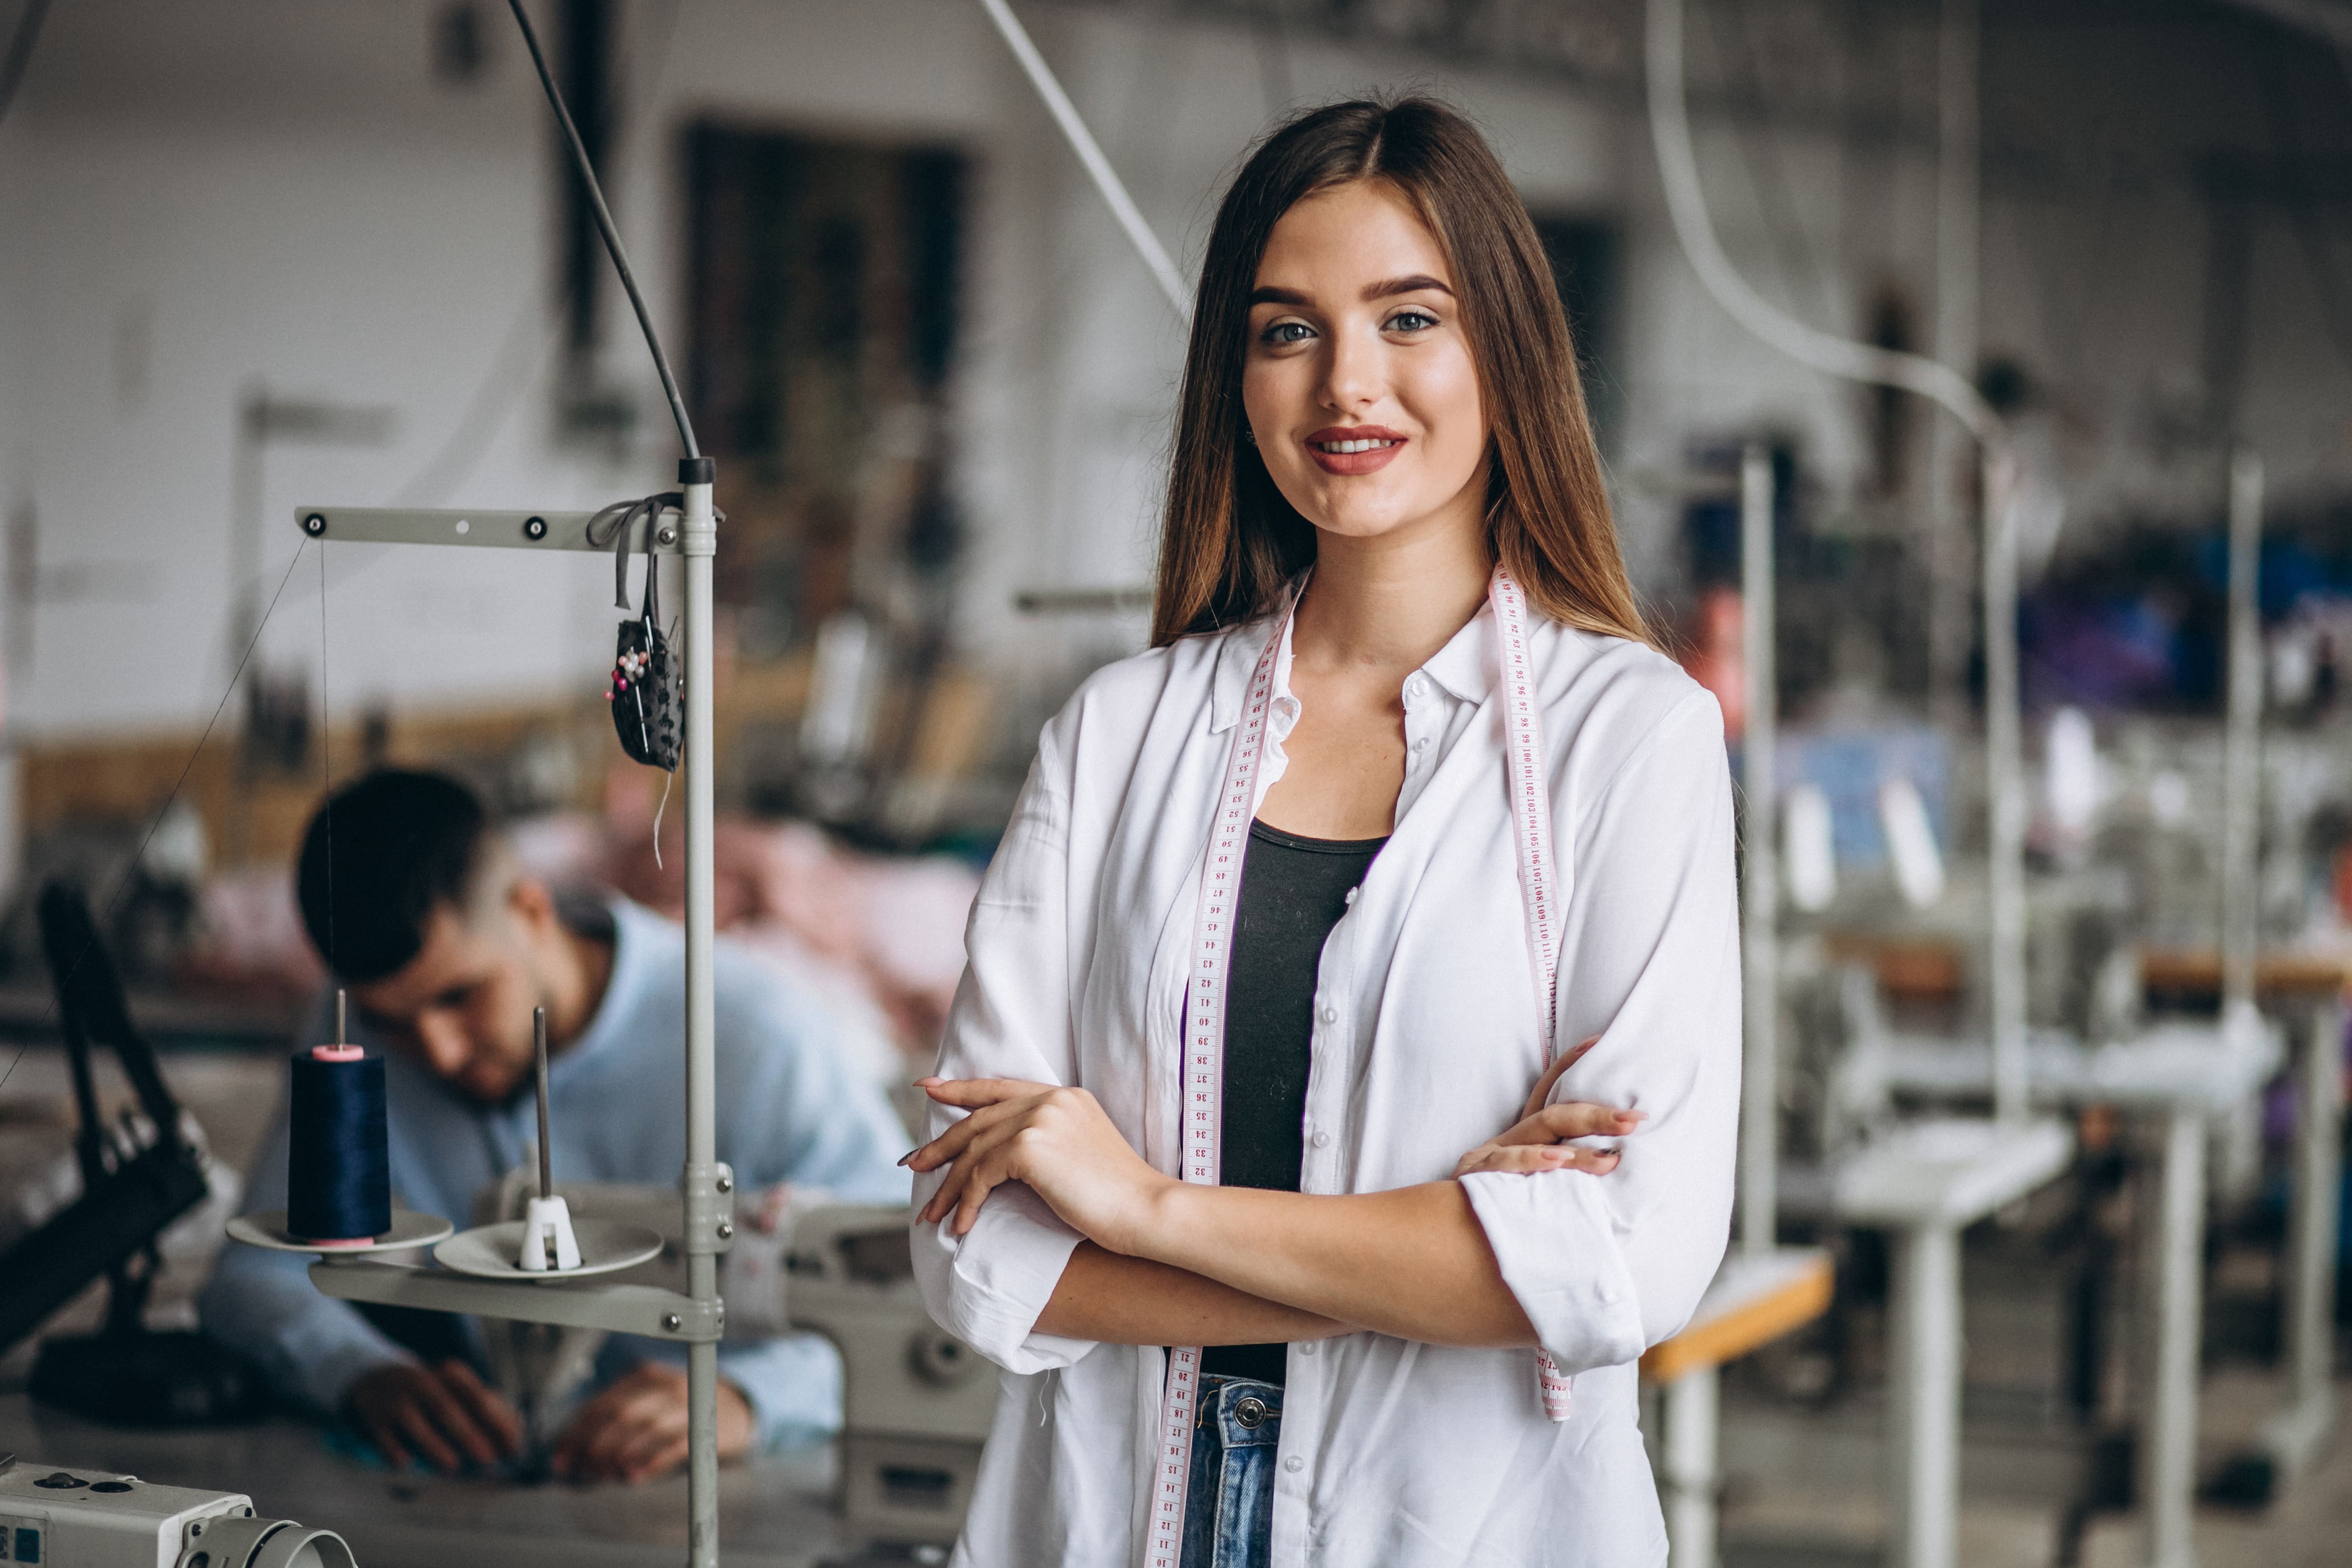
[201, 770, 912, 1481]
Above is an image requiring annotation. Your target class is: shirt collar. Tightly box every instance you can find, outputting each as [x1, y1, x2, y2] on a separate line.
[1208, 587, 1496, 729]
[1209, 601, 1298, 734]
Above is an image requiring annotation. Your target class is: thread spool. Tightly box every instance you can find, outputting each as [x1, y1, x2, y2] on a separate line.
[286, 1041, 390, 1244]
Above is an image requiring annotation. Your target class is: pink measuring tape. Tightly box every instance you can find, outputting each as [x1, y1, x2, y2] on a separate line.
[1146, 567, 1570, 1568]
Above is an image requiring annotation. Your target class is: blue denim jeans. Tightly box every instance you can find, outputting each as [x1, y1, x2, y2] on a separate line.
[1179, 1376, 1283, 1568]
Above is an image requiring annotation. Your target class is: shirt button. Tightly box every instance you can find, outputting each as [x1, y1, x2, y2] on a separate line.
[1284, 1455, 1304, 1473]
[1312, 1129, 1332, 1148]
[1298, 1341, 1317, 1356]
[1404, 675, 1427, 702]
[1319, 1005, 1337, 1024]
[1343, 887, 1359, 905]
[1411, 737, 1429, 754]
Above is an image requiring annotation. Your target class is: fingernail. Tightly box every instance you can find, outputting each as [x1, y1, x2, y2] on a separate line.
[897, 1152, 912, 1167]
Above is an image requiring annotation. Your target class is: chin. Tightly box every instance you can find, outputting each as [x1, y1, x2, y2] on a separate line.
[1302, 498, 1433, 540]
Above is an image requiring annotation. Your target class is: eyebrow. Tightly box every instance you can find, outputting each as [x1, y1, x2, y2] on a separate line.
[1248, 274, 1456, 307]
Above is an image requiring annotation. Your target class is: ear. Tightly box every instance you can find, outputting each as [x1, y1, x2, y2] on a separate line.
[506, 874, 557, 933]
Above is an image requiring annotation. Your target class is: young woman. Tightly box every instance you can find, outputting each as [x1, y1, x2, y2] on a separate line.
[907, 98, 1738, 1568]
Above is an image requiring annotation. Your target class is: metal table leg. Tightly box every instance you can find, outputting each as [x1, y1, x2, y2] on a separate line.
[2262, 999, 2342, 1478]
[1890, 1222, 1961, 1568]
[2140, 1107, 2205, 1568]
[1661, 1364, 1720, 1568]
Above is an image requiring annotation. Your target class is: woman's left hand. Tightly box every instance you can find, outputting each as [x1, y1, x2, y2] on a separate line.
[906, 1078, 1173, 1251]
[1451, 1036, 1643, 1179]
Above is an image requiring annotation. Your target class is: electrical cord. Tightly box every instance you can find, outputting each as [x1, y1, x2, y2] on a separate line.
[977, 0, 1192, 320]
[0, 538, 315, 1095]
[503, 0, 699, 460]
[1646, 0, 2000, 444]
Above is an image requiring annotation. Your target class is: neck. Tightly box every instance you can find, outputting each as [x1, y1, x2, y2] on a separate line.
[1293, 502, 1491, 676]
[543, 918, 615, 1053]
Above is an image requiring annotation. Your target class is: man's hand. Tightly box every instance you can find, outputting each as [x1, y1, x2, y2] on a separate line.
[551, 1363, 755, 1484]
[346, 1359, 521, 1474]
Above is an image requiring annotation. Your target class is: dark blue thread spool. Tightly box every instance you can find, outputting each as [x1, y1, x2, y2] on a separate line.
[287, 1045, 390, 1243]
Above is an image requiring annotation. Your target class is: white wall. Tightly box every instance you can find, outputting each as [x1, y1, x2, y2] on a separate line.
[3, 0, 2347, 751]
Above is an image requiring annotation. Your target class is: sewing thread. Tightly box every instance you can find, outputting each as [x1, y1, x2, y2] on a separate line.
[286, 1044, 390, 1243]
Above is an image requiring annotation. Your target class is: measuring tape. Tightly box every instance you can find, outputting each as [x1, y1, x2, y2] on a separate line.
[1145, 567, 1570, 1568]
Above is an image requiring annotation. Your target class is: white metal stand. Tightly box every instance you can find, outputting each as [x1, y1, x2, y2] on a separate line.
[1645, 444, 1839, 1568]
[1739, 442, 1778, 1259]
[2254, 995, 2344, 1481]
[246, 495, 729, 1568]
[1890, 1221, 1961, 1568]
[1834, 1119, 2075, 1568]
[1662, 1364, 1719, 1568]
[2142, 1106, 2203, 1568]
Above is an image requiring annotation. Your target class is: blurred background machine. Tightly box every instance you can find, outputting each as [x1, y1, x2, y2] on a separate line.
[0, 885, 262, 1428]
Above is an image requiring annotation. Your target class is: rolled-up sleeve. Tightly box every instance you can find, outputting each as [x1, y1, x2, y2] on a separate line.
[1461, 687, 1740, 1374]
[909, 721, 1093, 1373]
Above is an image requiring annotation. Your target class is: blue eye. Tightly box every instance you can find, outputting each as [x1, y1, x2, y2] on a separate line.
[1388, 309, 1439, 333]
[1261, 320, 1314, 346]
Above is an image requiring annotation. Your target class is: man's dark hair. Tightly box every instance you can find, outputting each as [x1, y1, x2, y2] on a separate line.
[297, 769, 492, 983]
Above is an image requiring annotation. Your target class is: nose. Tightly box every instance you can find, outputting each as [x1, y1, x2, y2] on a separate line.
[413, 1012, 472, 1079]
[1318, 320, 1383, 416]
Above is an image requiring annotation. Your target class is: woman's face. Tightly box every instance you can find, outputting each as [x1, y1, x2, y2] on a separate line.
[1241, 179, 1489, 547]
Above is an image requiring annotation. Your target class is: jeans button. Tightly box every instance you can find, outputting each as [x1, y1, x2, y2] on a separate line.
[1234, 1396, 1267, 1429]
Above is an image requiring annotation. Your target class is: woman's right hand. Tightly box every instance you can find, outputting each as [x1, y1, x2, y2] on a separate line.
[1452, 1036, 1644, 1179]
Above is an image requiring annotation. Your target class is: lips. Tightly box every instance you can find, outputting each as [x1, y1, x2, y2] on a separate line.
[1305, 425, 1407, 476]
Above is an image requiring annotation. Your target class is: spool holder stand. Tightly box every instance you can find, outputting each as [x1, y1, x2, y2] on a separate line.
[276, 497, 731, 1357]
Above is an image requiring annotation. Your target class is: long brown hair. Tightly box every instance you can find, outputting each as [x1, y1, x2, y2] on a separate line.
[1152, 97, 1650, 649]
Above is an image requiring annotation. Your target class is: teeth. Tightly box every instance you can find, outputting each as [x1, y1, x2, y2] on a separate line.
[1318, 438, 1397, 454]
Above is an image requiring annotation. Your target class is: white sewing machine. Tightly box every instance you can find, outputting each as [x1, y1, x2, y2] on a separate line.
[0, 1451, 355, 1567]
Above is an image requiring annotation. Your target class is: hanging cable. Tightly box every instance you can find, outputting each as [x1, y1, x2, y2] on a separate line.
[389, 0, 688, 507]
[975, 0, 1192, 321]
[0, 0, 52, 127]
[1645, 0, 1999, 444]
[503, 0, 699, 458]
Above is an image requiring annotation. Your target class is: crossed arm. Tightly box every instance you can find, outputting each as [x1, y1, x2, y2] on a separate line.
[907, 1042, 1637, 1349]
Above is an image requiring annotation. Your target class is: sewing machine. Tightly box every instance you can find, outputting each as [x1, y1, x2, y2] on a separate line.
[0, 1451, 353, 1568]
[470, 1176, 990, 1549]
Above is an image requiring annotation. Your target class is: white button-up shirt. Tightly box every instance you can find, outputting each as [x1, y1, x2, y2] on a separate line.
[913, 602, 1740, 1568]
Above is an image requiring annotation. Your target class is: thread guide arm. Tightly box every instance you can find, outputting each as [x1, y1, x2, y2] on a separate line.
[307, 1258, 724, 1342]
[295, 507, 684, 554]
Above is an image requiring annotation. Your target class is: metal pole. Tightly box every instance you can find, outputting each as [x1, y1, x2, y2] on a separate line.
[680, 463, 720, 1568]
[975, 0, 1191, 320]
[1983, 452, 2027, 1125]
[534, 1005, 553, 1200]
[1926, 0, 1980, 729]
[2266, 996, 2343, 1475]
[1740, 442, 1778, 1258]
[1662, 1366, 1721, 1568]
[2221, 450, 2263, 1021]
[2140, 1108, 2205, 1568]
[1889, 1223, 1961, 1568]
[2287, 1002, 2343, 1440]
